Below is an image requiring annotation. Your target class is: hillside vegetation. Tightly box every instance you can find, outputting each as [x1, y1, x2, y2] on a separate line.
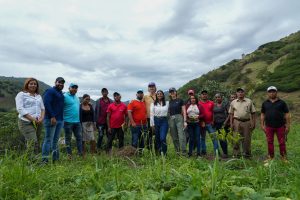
[0, 76, 51, 112]
[178, 31, 300, 119]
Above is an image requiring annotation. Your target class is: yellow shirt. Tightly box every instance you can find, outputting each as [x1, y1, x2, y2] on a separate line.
[229, 98, 256, 120]
[143, 94, 156, 118]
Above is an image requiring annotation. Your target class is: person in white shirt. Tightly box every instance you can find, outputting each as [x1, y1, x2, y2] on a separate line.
[150, 90, 169, 155]
[15, 78, 45, 153]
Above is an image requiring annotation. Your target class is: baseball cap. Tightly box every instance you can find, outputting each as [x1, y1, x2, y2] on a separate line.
[113, 92, 120, 96]
[55, 77, 65, 83]
[236, 87, 245, 92]
[148, 82, 156, 87]
[169, 87, 176, 93]
[69, 83, 78, 88]
[137, 89, 144, 93]
[267, 86, 277, 92]
[188, 89, 195, 95]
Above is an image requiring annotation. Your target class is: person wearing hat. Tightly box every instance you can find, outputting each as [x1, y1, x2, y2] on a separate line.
[143, 82, 157, 153]
[95, 88, 113, 151]
[127, 89, 148, 152]
[106, 92, 128, 154]
[229, 87, 256, 158]
[199, 90, 219, 156]
[63, 83, 83, 159]
[261, 86, 290, 162]
[42, 77, 65, 163]
[168, 87, 187, 155]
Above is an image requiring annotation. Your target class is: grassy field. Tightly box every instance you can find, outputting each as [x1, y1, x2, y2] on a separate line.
[0, 123, 299, 199]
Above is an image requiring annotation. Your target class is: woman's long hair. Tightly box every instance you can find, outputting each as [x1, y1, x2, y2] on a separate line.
[189, 95, 198, 104]
[154, 90, 166, 106]
[23, 78, 39, 94]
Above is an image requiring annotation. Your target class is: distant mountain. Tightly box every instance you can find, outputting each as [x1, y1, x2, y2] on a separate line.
[0, 76, 51, 112]
[178, 31, 300, 119]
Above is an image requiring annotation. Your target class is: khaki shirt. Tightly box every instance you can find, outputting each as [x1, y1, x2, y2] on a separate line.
[229, 98, 256, 120]
[143, 94, 156, 118]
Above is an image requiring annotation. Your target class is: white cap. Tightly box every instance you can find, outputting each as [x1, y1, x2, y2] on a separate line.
[267, 86, 277, 92]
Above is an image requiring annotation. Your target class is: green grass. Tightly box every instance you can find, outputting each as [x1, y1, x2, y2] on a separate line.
[1, 124, 300, 199]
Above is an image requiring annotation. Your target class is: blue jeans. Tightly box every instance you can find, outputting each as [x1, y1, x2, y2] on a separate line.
[97, 124, 108, 149]
[42, 119, 64, 162]
[205, 124, 219, 154]
[188, 122, 201, 155]
[64, 122, 83, 155]
[131, 125, 147, 150]
[200, 127, 207, 154]
[154, 117, 169, 155]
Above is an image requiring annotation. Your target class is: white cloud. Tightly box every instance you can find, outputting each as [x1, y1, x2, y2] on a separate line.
[0, 0, 300, 100]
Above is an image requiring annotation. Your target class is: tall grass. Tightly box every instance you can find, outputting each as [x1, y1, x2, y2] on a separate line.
[1, 124, 300, 199]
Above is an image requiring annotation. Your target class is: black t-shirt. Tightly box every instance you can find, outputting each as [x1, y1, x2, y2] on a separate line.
[261, 99, 289, 128]
[80, 104, 95, 122]
[169, 98, 184, 116]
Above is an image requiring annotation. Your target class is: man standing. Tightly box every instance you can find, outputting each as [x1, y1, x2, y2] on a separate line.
[63, 83, 83, 159]
[199, 90, 219, 155]
[95, 88, 113, 151]
[229, 87, 256, 158]
[143, 82, 157, 152]
[128, 89, 147, 152]
[261, 86, 290, 162]
[42, 77, 65, 163]
[106, 92, 127, 154]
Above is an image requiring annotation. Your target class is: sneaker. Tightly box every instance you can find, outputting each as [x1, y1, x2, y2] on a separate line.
[264, 156, 274, 163]
[67, 154, 72, 160]
[281, 156, 288, 163]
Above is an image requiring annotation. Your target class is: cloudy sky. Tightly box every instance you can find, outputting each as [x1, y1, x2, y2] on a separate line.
[1, 0, 300, 100]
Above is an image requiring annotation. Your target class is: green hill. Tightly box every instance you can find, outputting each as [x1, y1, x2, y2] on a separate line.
[178, 31, 300, 119]
[0, 76, 51, 112]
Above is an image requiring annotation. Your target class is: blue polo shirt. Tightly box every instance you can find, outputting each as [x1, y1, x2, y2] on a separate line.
[64, 92, 80, 123]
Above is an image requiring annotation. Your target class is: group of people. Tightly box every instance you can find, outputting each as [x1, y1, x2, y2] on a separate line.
[15, 77, 291, 163]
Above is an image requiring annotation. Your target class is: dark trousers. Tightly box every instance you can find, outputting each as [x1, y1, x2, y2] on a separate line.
[107, 127, 124, 151]
[64, 122, 83, 156]
[97, 124, 108, 149]
[214, 122, 228, 155]
[131, 125, 147, 150]
[187, 122, 201, 155]
[154, 117, 168, 155]
[147, 118, 157, 152]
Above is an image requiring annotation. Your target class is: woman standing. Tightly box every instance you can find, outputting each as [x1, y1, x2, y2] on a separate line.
[150, 90, 169, 155]
[186, 95, 204, 157]
[15, 78, 45, 153]
[213, 93, 229, 158]
[168, 87, 187, 155]
[80, 94, 96, 155]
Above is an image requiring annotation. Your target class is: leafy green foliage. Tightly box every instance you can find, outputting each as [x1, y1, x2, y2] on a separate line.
[178, 30, 300, 96]
[1, 110, 300, 199]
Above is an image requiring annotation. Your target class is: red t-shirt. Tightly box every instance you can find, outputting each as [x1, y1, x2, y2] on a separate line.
[127, 100, 147, 125]
[107, 102, 127, 128]
[198, 100, 214, 124]
[98, 98, 111, 124]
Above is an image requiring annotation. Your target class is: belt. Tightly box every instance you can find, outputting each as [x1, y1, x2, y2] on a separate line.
[154, 116, 168, 119]
[234, 118, 250, 122]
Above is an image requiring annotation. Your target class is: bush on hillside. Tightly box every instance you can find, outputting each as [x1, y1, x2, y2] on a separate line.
[0, 112, 25, 152]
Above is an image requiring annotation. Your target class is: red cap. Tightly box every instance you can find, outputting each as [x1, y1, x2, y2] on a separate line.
[188, 89, 194, 95]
